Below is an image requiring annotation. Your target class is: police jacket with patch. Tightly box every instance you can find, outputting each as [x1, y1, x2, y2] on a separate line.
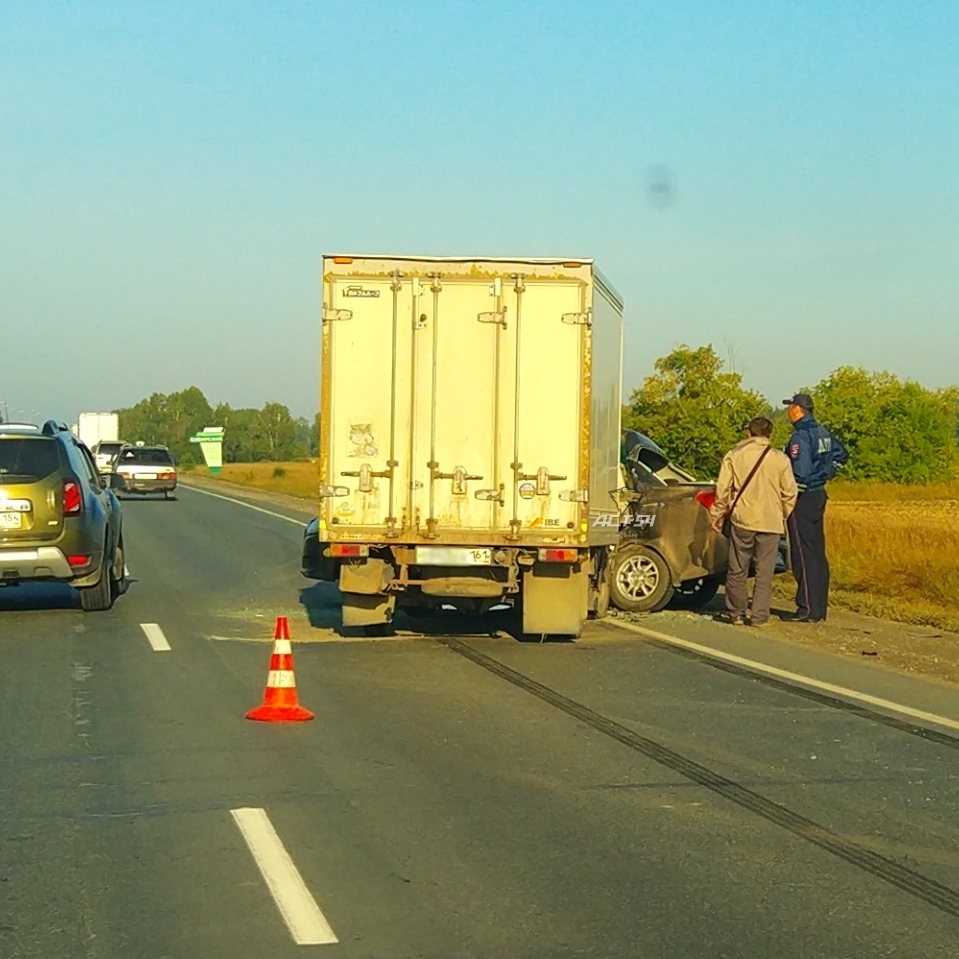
[786, 415, 849, 492]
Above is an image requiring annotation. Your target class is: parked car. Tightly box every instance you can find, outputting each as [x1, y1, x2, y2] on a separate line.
[114, 444, 178, 499]
[91, 438, 128, 474]
[607, 429, 788, 613]
[0, 420, 126, 610]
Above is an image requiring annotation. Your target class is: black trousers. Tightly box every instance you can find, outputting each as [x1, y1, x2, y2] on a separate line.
[787, 488, 829, 620]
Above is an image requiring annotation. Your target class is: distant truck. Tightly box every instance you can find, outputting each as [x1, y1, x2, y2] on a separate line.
[77, 412, 119, 449]
[76, 413, 121, 471]
[309, 254, 623, 637]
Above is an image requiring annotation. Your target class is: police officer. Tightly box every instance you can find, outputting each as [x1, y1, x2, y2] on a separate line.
[782, 393, 849, 622]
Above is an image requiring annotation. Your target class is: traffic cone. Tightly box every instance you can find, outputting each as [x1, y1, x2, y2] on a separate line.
[246, 616, 315, 722]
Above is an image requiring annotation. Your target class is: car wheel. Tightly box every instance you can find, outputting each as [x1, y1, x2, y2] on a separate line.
[80, 554, 115, 612]
[608, 545, 674, 613]
[110, 539, 126, 599]
[671, 575, 721, 610]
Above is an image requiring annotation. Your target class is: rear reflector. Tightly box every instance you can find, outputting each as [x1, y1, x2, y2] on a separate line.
[332, 256, 354, 264]
[63, 480, 82, 515]
[330, 544, 369, 557]
[695, 490, 717, 510]
[67, 555, 90, 567]
[538, 548, 578, 563]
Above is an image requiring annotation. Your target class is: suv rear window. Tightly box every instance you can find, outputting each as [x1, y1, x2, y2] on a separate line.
[0, 438, 62, 482]
[118, 448, 174, 466]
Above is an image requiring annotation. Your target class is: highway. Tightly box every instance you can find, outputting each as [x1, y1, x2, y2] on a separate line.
[2, 484, 959, 959]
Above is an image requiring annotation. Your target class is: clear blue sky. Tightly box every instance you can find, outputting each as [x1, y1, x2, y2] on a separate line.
[2, 0, 957, 423]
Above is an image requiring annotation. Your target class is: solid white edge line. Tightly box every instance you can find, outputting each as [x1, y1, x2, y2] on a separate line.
[140, 623, 172, 652]
[179, 484, 305, 526]
[611, 619, 959, 733]
[230, 807, 339, 946]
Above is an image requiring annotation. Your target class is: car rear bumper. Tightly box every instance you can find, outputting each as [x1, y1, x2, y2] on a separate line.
[0, 546, 105, 585]
[120, 478, 177, 494]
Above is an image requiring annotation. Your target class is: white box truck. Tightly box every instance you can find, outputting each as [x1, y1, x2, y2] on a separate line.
[316, 254, 624, 637]
[77, 412, 119, 450]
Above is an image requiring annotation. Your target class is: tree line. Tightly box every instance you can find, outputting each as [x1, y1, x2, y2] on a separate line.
[114, 387, 319, 466]
[624, 345, 959, 483]
[113, 348, 959, 484]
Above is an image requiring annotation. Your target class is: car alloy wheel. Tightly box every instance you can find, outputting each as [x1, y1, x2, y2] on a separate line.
[608, 545, 674, 613]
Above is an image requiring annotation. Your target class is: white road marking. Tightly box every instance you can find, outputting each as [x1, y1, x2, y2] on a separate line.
[229, 807, 338, 946]
[179, 484, 304, 526]
[612, 619, 959, 734]
[140, 623, 172, 652]
[124, 563, 130, 578]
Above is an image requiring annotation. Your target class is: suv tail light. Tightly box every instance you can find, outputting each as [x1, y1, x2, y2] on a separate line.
[63, 480, 83, 515]
[695, 490, 717, 510]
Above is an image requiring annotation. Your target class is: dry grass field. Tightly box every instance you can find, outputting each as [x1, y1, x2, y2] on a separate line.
[819, 481, 959, 632]
[198, 461, 320, 500]
[199, 465, 959, 633]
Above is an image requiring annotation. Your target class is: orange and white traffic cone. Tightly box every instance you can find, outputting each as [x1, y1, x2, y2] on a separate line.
[246, 616, 315, 722]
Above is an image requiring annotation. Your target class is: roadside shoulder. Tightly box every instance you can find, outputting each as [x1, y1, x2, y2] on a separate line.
[179, 474, 316, 518]
[598, 609, 959, 728]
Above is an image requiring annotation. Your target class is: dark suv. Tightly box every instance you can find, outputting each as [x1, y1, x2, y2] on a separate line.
[0, 420, 126, 611]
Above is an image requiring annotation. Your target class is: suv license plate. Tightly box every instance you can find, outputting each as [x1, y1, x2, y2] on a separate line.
[415, 546, 493, 566]
[0, 513, 23, 529]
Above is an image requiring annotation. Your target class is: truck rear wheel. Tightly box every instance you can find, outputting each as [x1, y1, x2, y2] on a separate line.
[608, 545, 673, 613]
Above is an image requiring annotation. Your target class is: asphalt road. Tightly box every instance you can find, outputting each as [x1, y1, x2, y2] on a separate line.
[2, 483, 959, 959]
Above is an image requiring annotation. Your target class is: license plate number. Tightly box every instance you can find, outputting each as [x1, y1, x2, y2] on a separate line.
[0, 513, 23, 529]
[134, 473, 158, 480]
[415, 546, 492, 566]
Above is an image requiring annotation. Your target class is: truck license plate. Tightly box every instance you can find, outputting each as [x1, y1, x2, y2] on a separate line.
[0, 513, 23, 529]
[415, 546, 493, 566]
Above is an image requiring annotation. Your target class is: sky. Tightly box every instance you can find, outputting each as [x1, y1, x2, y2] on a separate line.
[2, 0, 958, 423]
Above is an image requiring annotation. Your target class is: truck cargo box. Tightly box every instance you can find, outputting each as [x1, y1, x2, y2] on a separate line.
[318, 255, 623, 553]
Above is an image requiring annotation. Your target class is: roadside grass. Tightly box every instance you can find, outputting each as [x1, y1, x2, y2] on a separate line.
[199, 461, 319, 500]
[774, 481, 959, 632]
[817, 498, 959, 632]
[828, 479, 959, 503]
[201, 464, 959, 633]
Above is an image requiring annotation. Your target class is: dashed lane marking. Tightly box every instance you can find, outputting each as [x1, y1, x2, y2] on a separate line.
[179, 484, 305, 526]
[230, 807, 339, 946]
[141, 623, 172, 652]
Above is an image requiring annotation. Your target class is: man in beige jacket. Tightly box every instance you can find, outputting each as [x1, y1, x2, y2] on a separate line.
[710, 416, 798, 626]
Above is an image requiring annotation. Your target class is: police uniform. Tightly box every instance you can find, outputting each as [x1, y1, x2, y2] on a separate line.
[782, 393, 849, 622]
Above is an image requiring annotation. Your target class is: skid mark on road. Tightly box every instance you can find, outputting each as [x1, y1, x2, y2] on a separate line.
[140, 623, 172, 652]
[230, 807, 339, 946]
[440, 636, 959, 921]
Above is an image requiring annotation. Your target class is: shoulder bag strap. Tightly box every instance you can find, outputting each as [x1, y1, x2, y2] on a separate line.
[727, 445, 771, 515]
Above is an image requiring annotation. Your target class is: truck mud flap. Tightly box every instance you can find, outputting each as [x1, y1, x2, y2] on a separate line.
[342, 593, 396, 627]
[521, 565, 588, 637]
[339, 558, 393, 595]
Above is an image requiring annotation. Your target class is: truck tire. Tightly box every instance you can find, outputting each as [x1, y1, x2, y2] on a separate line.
[608, 545, 674, 613]
[588, 578, 610, 619]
